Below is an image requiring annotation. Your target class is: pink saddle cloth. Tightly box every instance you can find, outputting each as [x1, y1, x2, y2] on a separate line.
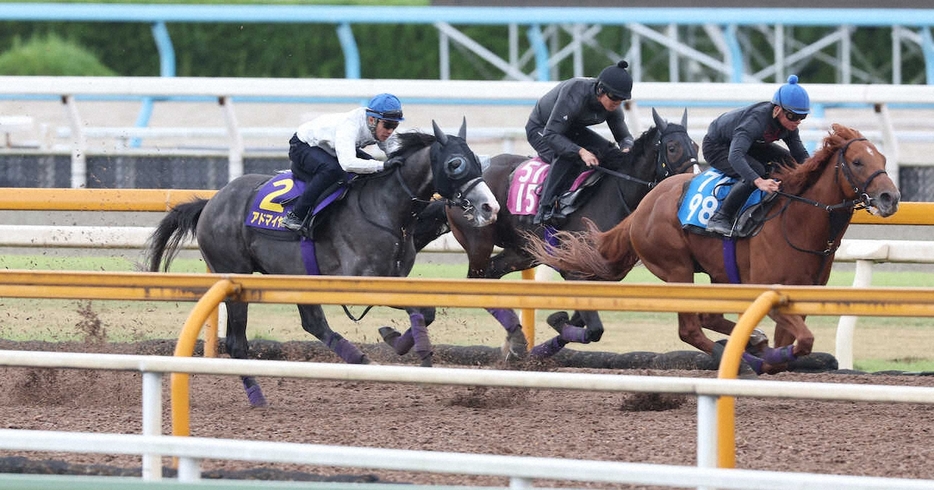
[506, 157, 595, 215]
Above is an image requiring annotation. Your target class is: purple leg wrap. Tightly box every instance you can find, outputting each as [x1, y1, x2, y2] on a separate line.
[741, 353, 764, 375]
[560, 325, 590, 344]
[242, 376, 267, 408]
[410, 312, 432, 360]
[486, 308, 522, 333]
[324, 332, 365, 364]
[763, 345, 797, 364]
[530, 336, 568, 359]
[392, 328, 415, 355]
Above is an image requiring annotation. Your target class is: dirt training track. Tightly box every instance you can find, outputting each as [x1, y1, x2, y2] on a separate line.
[1, 338, 933, 489]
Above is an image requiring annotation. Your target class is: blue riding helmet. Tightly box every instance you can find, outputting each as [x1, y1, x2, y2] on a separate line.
[366, 93, 404, 121]
[771, 75, 810, 115]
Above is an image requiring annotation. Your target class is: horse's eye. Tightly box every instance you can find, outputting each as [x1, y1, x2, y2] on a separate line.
[447, 156, 468, 178]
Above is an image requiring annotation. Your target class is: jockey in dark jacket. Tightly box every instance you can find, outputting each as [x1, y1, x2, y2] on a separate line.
[526, 60, 635, 225]
[703, 75, 811, 236]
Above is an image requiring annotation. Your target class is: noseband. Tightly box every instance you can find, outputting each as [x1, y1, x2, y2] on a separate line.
[446, 176, 484, 216]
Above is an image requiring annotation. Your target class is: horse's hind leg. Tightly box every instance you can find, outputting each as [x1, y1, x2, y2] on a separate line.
[298, 304, 371, 364]
[224, 301, 267, 408]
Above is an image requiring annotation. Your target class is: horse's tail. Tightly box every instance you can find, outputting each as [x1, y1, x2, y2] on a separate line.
[145, 199, 208, 272]
[524, 217, 639, 281]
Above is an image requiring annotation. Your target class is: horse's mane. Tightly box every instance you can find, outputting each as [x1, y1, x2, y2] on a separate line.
[774, 124, 864, 194]
[630, 126, 660, 158]
[598, 125, 661, 170]
[389, 131, 436, 159]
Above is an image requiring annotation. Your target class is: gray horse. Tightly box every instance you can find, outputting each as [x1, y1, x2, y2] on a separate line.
[146, 119, 498, 407]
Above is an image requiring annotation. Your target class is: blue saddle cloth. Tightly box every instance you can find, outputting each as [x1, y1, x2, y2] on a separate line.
[678, 168, 767, 234]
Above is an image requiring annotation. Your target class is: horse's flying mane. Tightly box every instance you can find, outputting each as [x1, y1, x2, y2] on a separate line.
[774, 123, 865, 194]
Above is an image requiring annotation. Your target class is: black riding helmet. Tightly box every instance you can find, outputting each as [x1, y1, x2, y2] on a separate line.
[596, 60, 633, 100]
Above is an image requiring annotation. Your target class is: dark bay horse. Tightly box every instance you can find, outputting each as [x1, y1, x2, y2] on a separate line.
[527, 124, 900, 374]
[396, 109, 698, 360]
[146, 120, 499, 406]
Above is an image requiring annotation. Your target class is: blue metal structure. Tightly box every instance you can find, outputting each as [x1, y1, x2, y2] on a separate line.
[2, 3, 934, 84]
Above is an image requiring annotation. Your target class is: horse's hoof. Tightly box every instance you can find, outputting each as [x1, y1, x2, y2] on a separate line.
[502, 329, 529, 362]
[419, 353, 433, 367]
[378, 326, 401, 347]
[360, 355, 378, 365]
[546, 311, 570, 333]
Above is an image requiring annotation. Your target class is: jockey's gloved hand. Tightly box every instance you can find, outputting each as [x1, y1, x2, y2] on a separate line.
[619, 135, 634, 153]
[383, 156, 404, 171]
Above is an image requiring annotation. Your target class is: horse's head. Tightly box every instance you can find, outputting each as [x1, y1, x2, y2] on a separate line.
[651, 108, 698, 180]
[830, 125, 900, 217]
[429, 118, 499, 227]
[787, 124, 900, 218]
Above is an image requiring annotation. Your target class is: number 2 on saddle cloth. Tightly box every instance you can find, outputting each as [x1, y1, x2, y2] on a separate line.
[245, 171, 351, 275]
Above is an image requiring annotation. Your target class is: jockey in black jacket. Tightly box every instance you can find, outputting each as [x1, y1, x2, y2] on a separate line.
[526, 60, 635, 225]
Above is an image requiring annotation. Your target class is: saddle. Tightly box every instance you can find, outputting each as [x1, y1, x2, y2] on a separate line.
[677, 168, 778, 239]
[245, 171, 352, 240]
[506, 157, 604, 221]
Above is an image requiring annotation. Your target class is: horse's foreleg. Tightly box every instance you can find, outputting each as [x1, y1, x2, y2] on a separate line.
[679, 312, 715, 354]
[575, 310, 604, 342]
[761, 312, 814, 373]
[698, 313, 735, 336]
[486, 308, 528, 361]
[530, 336, 569, 359]
[298, 305, 370, 364]
[225, 301, 267, 408]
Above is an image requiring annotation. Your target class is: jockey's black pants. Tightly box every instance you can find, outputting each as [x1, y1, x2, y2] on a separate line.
[288, 134, 371, 218]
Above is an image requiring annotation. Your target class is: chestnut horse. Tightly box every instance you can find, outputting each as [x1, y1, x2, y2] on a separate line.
[526, 124, 900, 373]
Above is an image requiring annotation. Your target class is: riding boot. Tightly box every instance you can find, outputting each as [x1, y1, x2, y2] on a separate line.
[533, 158, 575, 225]
[283, 175, 330, 232]
[706, 181, 755, 237]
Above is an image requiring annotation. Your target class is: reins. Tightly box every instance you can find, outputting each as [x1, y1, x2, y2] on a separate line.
[593, 125, 696, 188]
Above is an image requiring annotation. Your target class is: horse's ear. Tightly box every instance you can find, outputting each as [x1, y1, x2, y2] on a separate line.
[681, 108, 688, 128]
[432, 120, 449, 145]
[652, 108, 668, 132]
[458, 117, 467, 140]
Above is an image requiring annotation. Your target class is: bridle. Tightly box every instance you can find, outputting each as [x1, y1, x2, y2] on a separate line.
[775, 137, 886, 259]
[775, 137, 884, 213]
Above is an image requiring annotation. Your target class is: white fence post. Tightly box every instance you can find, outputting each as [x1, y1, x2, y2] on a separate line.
[835, 258, 876, 370]
[141, 371, 164, 480]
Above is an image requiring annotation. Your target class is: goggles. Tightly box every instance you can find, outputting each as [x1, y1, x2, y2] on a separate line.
[784, 110, 806, 122]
